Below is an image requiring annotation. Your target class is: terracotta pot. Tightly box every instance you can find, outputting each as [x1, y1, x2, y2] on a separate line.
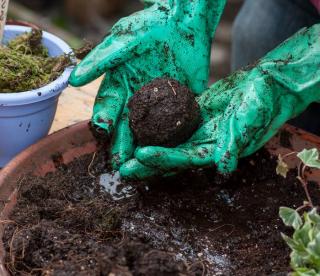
[0, 121, 320, 274]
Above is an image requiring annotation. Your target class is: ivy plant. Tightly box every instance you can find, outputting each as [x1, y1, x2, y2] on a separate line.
[279, 208, 320, 276]
[277, 148, 320, 276]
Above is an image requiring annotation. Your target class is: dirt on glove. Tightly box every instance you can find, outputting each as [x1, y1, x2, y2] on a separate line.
[128, 78, 201, 147]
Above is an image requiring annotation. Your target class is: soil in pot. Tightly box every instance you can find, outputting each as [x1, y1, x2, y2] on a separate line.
[0, 29, 73, 93]
[3, 145, 320, 275]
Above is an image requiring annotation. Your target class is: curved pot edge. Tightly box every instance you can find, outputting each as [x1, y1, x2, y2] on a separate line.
[2, 122, 320, 183]
[0, 121, 96, 274]
[0, 120, 93, 184]
[6, 20, 40, 29]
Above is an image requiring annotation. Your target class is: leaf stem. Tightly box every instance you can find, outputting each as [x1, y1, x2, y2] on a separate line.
[297, 163, 314, 208]
[296, 202, 312, 213]
[282, 151, 298, 160]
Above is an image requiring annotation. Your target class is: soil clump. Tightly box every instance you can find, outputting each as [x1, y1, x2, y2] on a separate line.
[128, 78, 201, 147]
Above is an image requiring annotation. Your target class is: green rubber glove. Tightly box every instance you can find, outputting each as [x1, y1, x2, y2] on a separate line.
[120, 24, 320, 179]
[69, 0, 226, 169]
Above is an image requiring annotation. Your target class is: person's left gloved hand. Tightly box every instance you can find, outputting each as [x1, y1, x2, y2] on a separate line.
[120, 24, 320, 179]
[69, 0, 226, 169]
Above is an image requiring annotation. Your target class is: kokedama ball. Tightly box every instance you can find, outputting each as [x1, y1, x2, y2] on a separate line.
[128, 78, 201, 147]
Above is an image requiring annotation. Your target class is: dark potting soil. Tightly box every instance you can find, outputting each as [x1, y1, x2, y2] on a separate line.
[128, 78, 201, 147]
[3, 148, 320, 275]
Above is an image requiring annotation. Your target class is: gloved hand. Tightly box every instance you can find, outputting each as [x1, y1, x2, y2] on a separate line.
[120, 24, 320, 179]
[69, 0, 226, 169]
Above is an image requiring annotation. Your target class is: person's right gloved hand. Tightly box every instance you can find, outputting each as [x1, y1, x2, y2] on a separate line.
[120, 24, 320, 179]
[69, 0, 226, 169]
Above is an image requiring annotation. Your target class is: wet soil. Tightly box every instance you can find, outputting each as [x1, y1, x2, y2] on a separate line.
[128, 78, 200, 147]
[3, 148, 319, 275]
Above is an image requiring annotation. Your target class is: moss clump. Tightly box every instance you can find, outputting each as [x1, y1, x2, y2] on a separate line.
[0, 29, 73, 93]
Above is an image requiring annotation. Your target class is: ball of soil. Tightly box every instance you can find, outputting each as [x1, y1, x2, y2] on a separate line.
[128, 78, 201, 147]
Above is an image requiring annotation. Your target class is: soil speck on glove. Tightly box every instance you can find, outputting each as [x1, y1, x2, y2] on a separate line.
[128, 78, 201, 147]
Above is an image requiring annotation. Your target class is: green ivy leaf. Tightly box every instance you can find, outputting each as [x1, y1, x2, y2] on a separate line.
[276, 154, 289, 178]
[297, 149, 320, 169]
[282, 209, 320, 274]
[293, 221, 312, 248]
[282, 233, 305, 252]
[291, 251, 307, 270]
[307, 232, 320, 260]
[308, 209, 320, 225]
[280, 207, 303, 230]
[293, 268, 318, 276]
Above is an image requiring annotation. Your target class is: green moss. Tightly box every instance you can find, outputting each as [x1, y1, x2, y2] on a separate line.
[0, 29, 73, 93]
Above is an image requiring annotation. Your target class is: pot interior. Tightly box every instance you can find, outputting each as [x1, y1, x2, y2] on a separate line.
[0, 121, 320, 274]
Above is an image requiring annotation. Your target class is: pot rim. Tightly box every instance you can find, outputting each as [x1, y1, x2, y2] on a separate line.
[0, 25, 74, 106]
[6, 19, 40, 29]
[0, 120, 93, 183]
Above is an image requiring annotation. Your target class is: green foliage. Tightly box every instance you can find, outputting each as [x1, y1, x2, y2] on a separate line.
[277, 148, 320, 179]
[280, 207, 303, 230]
[280, 208, 320, 275]
[278, 148, 320, 275]
[297, 149, 320, 169]
[276, 154, 290, 178]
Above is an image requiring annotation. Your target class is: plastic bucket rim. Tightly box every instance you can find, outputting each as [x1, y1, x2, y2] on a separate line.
[0, 25, 74, 107]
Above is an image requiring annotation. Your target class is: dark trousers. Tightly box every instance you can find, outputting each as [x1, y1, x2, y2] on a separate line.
[231, 0, 320, 135]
